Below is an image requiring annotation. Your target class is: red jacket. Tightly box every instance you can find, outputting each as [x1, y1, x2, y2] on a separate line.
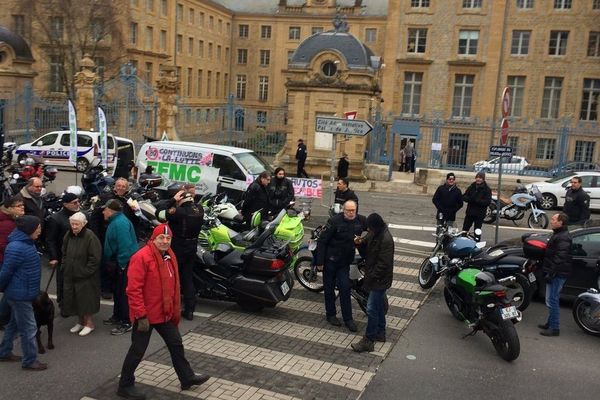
[126, 242, 181, 326]
[0, 208, 17, 264]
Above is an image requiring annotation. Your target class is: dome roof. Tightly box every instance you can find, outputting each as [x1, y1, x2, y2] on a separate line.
[0, 26, 33, 61]
[289, 30, 376, 71]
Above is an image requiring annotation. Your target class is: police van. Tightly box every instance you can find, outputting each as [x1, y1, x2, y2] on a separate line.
[15, 130, 119, 172]
[136, 141, 273, 200]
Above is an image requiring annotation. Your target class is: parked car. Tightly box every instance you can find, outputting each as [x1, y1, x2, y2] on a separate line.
[526, 171, 600, 210]
[489, 225, 600, 299]
[550, 162, 600, 177]
[473, 155, 529, 174]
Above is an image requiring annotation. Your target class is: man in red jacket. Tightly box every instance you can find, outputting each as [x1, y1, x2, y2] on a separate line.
[117, 224, 209, 400]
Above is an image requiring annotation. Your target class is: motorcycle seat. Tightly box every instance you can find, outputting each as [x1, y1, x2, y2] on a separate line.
[231, 233, 254, 248]
[474, 272, 504, 291]
[472, 253, 525, 267]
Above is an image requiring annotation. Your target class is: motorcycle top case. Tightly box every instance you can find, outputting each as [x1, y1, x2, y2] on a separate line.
[522, 235, 548, 259]
[242, 239, 292, 276]
[447, 237, 483, 258]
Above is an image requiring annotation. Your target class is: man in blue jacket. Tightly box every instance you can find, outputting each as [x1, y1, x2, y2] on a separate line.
[0, 215, 47, 370]
[102, 199, 139, 336]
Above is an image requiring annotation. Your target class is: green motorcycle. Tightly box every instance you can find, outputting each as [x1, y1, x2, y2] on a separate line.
[439, 255, 522, 362]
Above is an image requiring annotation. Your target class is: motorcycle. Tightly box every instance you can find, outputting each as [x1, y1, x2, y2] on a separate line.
[440, 256, 522, 361]
[193, 220, 295, 312]
[418, 220, 534, 311]
[484, 184, 549, 229]
[572, 287, 600, 337]
[80, 159, 115, 208]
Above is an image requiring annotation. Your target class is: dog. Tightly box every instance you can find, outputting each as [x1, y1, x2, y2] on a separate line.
[32, 291, 55, 354]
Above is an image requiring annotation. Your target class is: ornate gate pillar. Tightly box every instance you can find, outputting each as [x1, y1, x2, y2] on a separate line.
[156, 65, 180, 140]
[74, 54, 97, 130]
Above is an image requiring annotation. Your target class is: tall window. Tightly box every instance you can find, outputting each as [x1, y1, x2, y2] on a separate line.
[188, 37, 193, 55]
[209, 16, 214, 29]
[411, 0, 430, 6]
[553, 0, 571, 9]
[508, 137, 519, 154]
[541, 77, 563, 118]
[258, 76, 269, 101]
[549, 31, 569, 55]
[511, 30, 531, 55]
[159, 30, 167, 51]
[216, 72, 220, 98]
[574, 141, 595, 162]
[217, 45, 221, 60]
[536, 138, 556, 160]
[130, 22, 138, 45]
[197, 70, 202, 97]
[452, 74, 475, 117]
[289, 26, 301, 40]
[160, 0, 168, 16]
[50, 16, 64, 40]
[90, 18, 105, 40]
[594, 0, 600, 9]
[580, 78, 600, 121]
[176, 34, 182, 53]
[257, 111, 267, 127]
[144, 62, 153, 85]
[239, 24, 248, 38]
[208, 42, 213, 58]
[458, 30, 479, 55]
[199, 12, 205, 26]
[463, 0, 482, 8]
[49, 55, 64, 92]
[507, 76, 526, 117]
[146, 0, 154, 11]
[198, 40, 204, 57]
[365, 28, 377, 43]
[312, 27, 324, 35]
[236, 75, 247, 100]
[145, 26, 153, 49]
[189, 8, 194, 24]
[261, 25, 272, 39]
[402, 72, 423, 115]
[206, 71, 211, 97]
[260, 50, 270, 66]
[187, 68, 192, 96]
[407, 28, 427, 53]
[588, 32, 600, 57]
[516, 0, 534, 8]
[237, 49, 248, 64]
[12, 15, 25, 37]
[176, 3, 183, 21]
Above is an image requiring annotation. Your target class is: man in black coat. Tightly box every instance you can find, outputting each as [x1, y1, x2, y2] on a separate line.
[316, 200, 366, 333]
[295, 139, 308, 178]
[241, 171, 271, 223]
[563, 176, 591, 228]
[462, 171, 492, 241]
[538, 212, 572, 337]
[337, 153, 349, 179]
[432, 172, 463, 227]
[351, 213, 394, 353]
[267, 167, 295, 215]
[155, 190, 204, 320]
[334, 177, 359, 206]
[45, 192, 81, 311]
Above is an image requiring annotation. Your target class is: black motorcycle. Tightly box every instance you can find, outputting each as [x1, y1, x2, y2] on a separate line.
[193, 222, 294, 312]
[80, 159, 115, 208]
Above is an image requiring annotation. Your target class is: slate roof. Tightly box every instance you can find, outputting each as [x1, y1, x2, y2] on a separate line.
[212, 0, 388, 15]
[0, 26, 33, 61]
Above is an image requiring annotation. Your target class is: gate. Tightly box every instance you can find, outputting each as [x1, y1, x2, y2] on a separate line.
[95, 64, 157, 143]
[446, 133, 469, 168]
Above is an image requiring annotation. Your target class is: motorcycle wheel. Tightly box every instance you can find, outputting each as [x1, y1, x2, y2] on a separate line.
[572, 298, 600, 337]
[418, 258, 438, 289]
[443, 287, 464, 321]
[293, 256, 324, 292]
[505, 274, 531, 312]
[488, 315, 520, 362]
[527, 213, 549, 229]
[483, 203, 497, 224]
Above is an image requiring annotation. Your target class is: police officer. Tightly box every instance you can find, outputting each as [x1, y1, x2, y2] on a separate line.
[156, 189, 204, 320]
[563, 176, 591, 228]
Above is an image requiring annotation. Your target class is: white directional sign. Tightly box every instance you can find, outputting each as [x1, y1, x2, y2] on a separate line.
[315, 117, 373, 137]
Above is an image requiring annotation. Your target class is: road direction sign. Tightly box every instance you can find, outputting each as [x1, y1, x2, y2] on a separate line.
[315, 116, 373, 136]
[500, 117, 509, 146]
[502, 87, 511, 118]
[489, 145, 513, 157]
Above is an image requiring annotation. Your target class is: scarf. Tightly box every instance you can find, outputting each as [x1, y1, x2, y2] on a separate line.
[148, 241, 181, 324]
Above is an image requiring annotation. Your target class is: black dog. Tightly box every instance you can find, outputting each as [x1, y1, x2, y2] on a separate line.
[32, 291, 55, 354]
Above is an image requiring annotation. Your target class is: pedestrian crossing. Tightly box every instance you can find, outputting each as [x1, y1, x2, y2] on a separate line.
[83, 227, 432, 400]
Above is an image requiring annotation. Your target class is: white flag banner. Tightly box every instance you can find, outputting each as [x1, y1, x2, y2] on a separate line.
[98, 107, 108, 168]
[67, 100, 77, 166]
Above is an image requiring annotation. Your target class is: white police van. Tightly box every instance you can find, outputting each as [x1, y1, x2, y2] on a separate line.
[15, 130, 118, 172]
[136, 141, 272, 200]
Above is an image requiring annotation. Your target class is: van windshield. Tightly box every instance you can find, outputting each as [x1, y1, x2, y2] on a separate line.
[234, 152, 272, 175]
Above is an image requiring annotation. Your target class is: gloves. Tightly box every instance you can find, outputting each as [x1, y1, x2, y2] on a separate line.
[137, 317, 150, 332]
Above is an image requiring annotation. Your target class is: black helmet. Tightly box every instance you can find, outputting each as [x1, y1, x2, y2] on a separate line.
[167, 182, 183, 198]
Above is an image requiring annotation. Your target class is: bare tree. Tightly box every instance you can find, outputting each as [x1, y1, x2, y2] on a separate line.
[18, 0, 128, 100]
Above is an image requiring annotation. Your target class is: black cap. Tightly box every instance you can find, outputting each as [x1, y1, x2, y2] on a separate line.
[62, 192, 79, 203]
[367, 213, 386, 232]
[101, 199, 123, 212]
[16, 215, 41, 235]
[476, 171, 486, 180]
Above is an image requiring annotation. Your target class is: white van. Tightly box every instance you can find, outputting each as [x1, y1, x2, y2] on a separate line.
[136, 141, 273, 200]
[15, 130, 118, 172]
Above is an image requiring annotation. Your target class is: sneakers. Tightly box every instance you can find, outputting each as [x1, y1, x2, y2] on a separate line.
[103, 316, 121, 326]
[70, 324, 83, 333]
[117, 385, 146, 400]
[326, 316, 342, 327]
[0, 353, 22, 362]
[22, 361, 48, 371]
[374, 332, 386, 343]
[181, 373, 211, 390]
[344, 320, 358, 333]
[79, 326, 95, 336]
[111, 323, 133, 336]
[351, 336, 375, 353]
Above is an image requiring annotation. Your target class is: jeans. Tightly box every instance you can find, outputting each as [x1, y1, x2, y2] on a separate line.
[545, 276, 567, 330]
[462, 215, 484, 241]
[323, 262, 353, 322]
[365, 289, 386, 341]
[0, 299, 39, 367]
[119, 320, 195, 388]
[114, 268, 129, 323]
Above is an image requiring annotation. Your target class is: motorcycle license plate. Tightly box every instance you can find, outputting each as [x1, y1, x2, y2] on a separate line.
[281, 281, 290, 296]
[528, 272, 536, 282]
[501, 306, 518, 320]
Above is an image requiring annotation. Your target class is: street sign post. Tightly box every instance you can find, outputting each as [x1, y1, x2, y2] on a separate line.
[500, 117, 509, 146]
[489, 145, 513, 157]
[501, 87, 511, 118]
[315, 117, 373, 136]
[496, 87, 512, 245]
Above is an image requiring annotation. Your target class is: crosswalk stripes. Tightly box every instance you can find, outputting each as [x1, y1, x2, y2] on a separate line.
[84, 231, 433, 400]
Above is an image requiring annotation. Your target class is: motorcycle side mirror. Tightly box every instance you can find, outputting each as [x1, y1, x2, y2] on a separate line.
[474, 228, 482, 236]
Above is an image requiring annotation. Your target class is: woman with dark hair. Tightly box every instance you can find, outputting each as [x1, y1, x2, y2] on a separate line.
[268, 167, 295, 215]
[241, 171, 271, 222]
